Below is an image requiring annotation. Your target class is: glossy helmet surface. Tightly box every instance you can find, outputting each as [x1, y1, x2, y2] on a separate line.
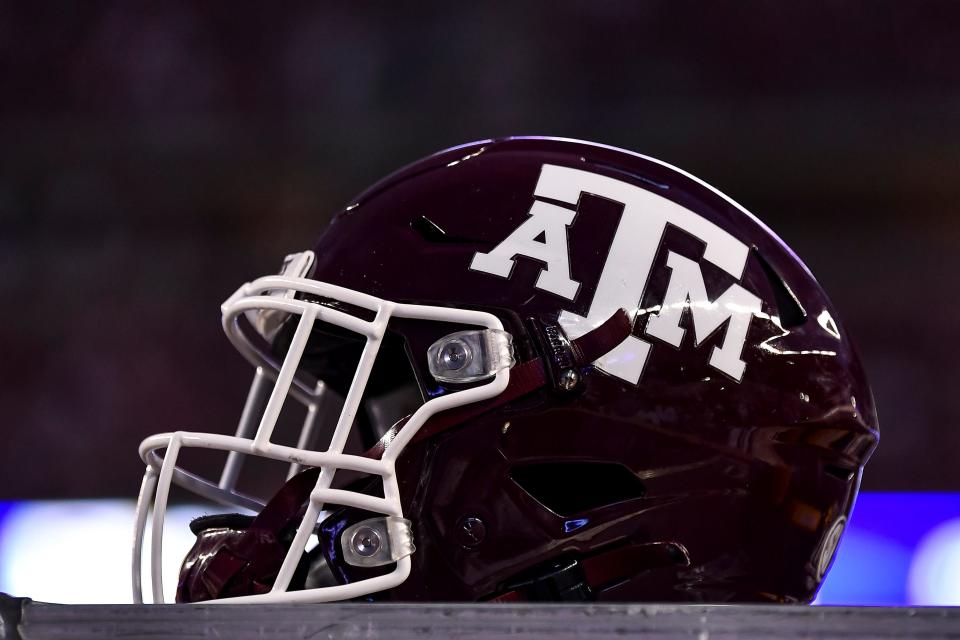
[134, 137, 878, 604]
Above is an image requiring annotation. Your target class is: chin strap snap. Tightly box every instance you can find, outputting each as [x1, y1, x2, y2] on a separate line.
[527, 309, 633, 394]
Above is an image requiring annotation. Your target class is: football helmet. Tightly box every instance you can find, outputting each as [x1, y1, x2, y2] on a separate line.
[133, 137, 878, 604]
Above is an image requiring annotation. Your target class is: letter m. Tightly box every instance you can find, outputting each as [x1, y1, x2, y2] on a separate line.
[644, 251, 762, 381]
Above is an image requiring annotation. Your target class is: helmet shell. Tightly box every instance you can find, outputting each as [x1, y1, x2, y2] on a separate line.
[309, 137, 878, 602]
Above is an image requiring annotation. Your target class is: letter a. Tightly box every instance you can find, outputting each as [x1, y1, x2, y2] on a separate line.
[470, 200, 580, 300]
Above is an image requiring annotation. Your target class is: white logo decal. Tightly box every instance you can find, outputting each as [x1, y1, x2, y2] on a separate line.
[470, 164, 762, 383]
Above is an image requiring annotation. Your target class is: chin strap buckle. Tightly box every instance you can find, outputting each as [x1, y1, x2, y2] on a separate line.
[528, 309, 632, 393]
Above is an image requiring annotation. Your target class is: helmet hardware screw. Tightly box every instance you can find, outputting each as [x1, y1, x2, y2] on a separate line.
[456, 516, 487, 549]
[558, 368, 580, 391]
[351, 526, 381, 557]
[501, 421, 511, 435]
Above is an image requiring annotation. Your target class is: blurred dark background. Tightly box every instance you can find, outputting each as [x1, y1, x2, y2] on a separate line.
[0, 1, 957, 498]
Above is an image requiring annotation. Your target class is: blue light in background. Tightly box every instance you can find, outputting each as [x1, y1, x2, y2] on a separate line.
[0, 501, 204, 603]
[0, 501, 14, 566]
[816, 493, 960, 605]
[908, 518, 960, 604]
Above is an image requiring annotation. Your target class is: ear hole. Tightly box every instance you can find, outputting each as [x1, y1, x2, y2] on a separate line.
[510, 462, 646, 516]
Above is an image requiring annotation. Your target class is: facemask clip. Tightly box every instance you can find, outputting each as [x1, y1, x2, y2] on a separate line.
[427, 329, 515, 383]
[248, 250, 317, 341]
[341, 516, 416, 568]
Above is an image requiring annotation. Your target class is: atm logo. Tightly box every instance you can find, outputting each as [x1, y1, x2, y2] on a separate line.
[470, 165, 761, 383]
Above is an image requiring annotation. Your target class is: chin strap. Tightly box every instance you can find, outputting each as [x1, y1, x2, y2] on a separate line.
[177, 467, 322, 602]
[177, 309, 633, 603]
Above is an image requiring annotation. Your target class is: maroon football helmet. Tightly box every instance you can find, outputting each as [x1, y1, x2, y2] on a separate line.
[134, 137, 878, 604]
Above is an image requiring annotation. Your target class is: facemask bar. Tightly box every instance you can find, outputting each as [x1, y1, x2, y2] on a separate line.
[133, 270, 511, 604]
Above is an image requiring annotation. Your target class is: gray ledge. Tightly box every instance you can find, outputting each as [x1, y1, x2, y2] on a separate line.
[2, 593, 960, 640]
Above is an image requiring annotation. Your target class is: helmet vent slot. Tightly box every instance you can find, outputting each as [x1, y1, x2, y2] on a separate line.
[824, 464, 855, 482]
[752, 248, 807, 329]
[411, 215, 486, 245]
[510, 462, 646, 517]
